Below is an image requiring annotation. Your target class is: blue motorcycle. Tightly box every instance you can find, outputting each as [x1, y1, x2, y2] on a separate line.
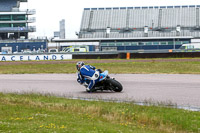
[84, 70, 123, 92]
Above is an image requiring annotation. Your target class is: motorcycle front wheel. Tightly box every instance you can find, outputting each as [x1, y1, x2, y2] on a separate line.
[106, 79, 123, 92]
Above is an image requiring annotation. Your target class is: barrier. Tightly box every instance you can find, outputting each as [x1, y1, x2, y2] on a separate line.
[1, 51, 200, 61]
[72, 53, 119, 59]
[126, 53, 130, 59]
[0, 54, 72, 61]
[73, 52, 200, 59]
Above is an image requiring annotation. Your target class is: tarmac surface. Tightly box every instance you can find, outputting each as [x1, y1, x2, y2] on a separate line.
[0, 74, 200, 108]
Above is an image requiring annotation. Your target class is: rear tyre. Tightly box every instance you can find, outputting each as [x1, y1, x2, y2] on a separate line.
[106, 79, 123, 92]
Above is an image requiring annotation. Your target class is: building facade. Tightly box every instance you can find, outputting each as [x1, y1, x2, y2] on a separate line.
[0, 0, 36, 40]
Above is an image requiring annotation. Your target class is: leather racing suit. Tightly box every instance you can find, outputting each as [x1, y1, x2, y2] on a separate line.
[77, 65, 100, 91]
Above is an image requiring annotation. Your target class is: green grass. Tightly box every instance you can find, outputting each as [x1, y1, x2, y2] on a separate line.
[0, 63, 75, 74]
[1, 59, 200, 74]
[94, 61, 200, 74]
[0, 59, 200, 132]
[0, 93, 199, 133]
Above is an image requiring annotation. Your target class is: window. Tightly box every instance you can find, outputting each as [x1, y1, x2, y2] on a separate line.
[74, 49, 80, 52]
[139, 42, 145, 45]
[12, 15, 26, 20]
[175, 41, 182, 45]
[0, 15, 11, 21]
[179, 46, 186, 49]
[182, 41, 189, 44]
[100, 43, 108, 46]
[13, 23, 26, 27]
[124, 42, 131, 46]
[131, 42, 138, 46]
[0, 23, 11, 27]
[168, 41, 174, 45]
[116, 42, 122, 46]
[84, 8, 90, 10]
[108, 43, 115, 46]
[146, 42, 152, 45]
[102, 47, 117, 51]
[161, 42, 167, 45]
[153, 42, 159, 45]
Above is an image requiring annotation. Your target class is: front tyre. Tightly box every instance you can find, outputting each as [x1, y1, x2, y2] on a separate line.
[107, 79, 123, 92]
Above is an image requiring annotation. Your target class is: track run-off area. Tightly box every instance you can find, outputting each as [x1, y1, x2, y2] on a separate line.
[0, 73, 200, 110]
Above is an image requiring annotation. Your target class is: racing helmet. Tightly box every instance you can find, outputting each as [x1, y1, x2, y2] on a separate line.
[76, 61, 85, 71]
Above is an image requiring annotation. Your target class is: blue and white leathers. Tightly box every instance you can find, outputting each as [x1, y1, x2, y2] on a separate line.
[77, 65, 100, 90]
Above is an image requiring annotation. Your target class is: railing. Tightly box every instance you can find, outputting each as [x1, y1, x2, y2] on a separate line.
[51, 49, 200, 54]
[0, 26, 36, 32]
[27, 17, 36, 23]
[11, 8, 36, 15]
[26, 9, 36, 15]
[0, 39, 46, 43]
[0, 18, 36, 23]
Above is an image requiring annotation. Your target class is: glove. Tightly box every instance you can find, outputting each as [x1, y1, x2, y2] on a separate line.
[77, 79, 84, 85]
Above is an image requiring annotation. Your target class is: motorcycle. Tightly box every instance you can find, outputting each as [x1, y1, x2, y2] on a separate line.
[83, 70, 123, 92]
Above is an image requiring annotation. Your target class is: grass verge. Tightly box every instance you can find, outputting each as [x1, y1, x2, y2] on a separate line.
[0, 93, 199, 133]
[1, 59, 200, 74]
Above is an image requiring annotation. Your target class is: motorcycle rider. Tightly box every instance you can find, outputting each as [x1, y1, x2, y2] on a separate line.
[76, 61, 102, 92]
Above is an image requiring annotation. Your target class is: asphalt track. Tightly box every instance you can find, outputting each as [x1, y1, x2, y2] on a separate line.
[0, 74, 200, 108]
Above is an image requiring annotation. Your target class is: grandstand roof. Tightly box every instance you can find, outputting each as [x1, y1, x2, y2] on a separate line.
[84, 5, 200, 10]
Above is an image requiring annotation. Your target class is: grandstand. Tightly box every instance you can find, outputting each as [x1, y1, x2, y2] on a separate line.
[79, 6, 200, 38]
[58, 5, 198, 51]
[0, 0, 36, 40]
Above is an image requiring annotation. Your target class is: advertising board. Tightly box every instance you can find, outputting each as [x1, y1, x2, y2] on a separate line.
[0, 54, 72, 61]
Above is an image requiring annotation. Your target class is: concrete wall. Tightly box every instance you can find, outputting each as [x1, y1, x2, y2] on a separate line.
[73, 52, 200, 59]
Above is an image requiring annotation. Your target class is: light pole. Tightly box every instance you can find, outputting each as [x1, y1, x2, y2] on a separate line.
[173, 38, 176, 50]
[16, 45, 18, 52]
[18, 26, 20, 39]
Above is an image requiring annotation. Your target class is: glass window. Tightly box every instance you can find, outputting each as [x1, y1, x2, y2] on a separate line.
[175, 41, 182, 45]
[0, 15, 11, 21]
[13, 23, 26, 27]
[12, 15, 26, 20]
[74, 49, 80, 52]
[131, 42, 138, 46]
[146, 42, 152, 45]
[139, 42, 144, 45]
[120, 7, 126, 9]
[182, 41, 189, 44]
[116, 42, 122, 46]
[153, 42, 159, 45]
[102, 47, 117, 51]
[84, 8, 90, 10]
[168, 41, 174, 45]
[161, 42, 167, 45]
[0, 23, 11, 27]
[124, 42, 130, 46]
[101, 43, 108, 46]
[108, 43, 115, 46]
[179, 46, 186, 49]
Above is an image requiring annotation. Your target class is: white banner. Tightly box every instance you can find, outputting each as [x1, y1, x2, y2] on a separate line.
[0, 54, 72, 61]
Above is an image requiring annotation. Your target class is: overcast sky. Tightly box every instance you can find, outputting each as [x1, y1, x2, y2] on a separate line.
[20, 0, 200, 39]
